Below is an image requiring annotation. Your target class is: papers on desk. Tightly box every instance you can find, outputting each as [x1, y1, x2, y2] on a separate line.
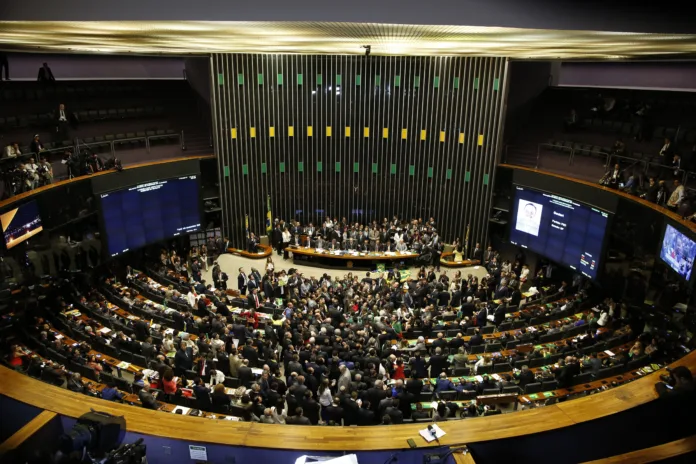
[224, 416, 241, 421]
[172, 406, 190, 415]
[164, 328, 175, 335]
[55, 333, 64, 340]
[295, 455, 358, 464]
[251, 368, 264, 375]
[419, 424, 446, 443]
[604, 350, 616, 357]
[64, 309, 81, 317]
[142, 369, 158, 380]
[117, 361, 131, 370]
[475, 375, 484, 382]
[492, 374, 502, 381]
[99, 327, 112, 334]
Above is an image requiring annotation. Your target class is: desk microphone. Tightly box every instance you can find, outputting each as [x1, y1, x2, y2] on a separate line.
[427, 424, 440, 444]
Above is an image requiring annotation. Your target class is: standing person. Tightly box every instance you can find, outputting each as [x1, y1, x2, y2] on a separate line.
[282, 227, 292, 260]
[37, 62, 55, 82]
[37, 157, 53, 185]
[237, 267, 248, 295]
[0, 53, 9, 81]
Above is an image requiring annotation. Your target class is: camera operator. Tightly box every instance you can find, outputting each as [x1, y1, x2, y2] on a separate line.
[63, 149, 80, 179]
[37, 156, 53, 185]
[25, 157, 39, 190]
[86, 152, 104, 174]
[655, 365, 695, 397]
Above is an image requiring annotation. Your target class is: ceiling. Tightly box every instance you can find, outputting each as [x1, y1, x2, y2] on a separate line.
[0, 21, 695, 59]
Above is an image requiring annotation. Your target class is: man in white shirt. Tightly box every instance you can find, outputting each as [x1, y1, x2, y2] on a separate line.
[4, 142, 20, 158]
[25, 157, 39, 190]
[667, 179, 685, 211]
[659, 138, 673, 158]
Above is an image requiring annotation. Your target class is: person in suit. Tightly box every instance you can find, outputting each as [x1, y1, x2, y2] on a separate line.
[470, 243, 482, 261]
[29, 134, 45, 156]
[193, 377, 212, 410]
[515, 365, 536, 389]
[133, 319, 150, 342]
[141, 337, 157, 360]
[483, 246, 495, 265]
[174, 342, 193, 375]
[426, 347, 449, 378]
[138, 384, 159, 410]
[247, 287, 261, 310]
[248, 233, 259, 253]
[238, 359, 254, 387]
[286, 407, 312, 425]
[237, 268, 248, 295]
[37, 62, 55, 82]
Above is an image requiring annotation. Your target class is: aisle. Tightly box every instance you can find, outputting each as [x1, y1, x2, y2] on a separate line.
[201, 252, 488, 285]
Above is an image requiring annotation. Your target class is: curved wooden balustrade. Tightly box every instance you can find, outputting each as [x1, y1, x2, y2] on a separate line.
[499, 164, 696, 234]
[1, 351, 694, 451]
[440, 251, 481, 268]
[226, 243, 273, 259]
[0, 155, 214, 211]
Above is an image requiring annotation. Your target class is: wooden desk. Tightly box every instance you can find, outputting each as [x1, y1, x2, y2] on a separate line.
[227, 244, 273, 259]
[1, 348, 695, 451]
[440, 252, 481, 269]
[288, 246, 418, 268]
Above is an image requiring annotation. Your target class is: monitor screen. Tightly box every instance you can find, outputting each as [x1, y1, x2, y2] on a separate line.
[1, 200, 43, 250]
[99, 175, 202, 257]
[659, 224, 696, 281]
[509, 185, 610, 279]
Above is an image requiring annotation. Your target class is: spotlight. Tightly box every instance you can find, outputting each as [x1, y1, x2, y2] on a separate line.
[361, 45, 371, 56]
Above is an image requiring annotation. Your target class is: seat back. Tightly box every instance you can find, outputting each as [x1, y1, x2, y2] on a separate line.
[524, 382, 542, 394]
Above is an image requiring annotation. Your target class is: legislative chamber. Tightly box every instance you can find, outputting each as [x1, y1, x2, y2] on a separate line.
[1, 4, 696, 464]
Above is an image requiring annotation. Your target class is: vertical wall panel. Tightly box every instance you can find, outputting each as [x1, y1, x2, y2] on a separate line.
[211, 54, 508, 249]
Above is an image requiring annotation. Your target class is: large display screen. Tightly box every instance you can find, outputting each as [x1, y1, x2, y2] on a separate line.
[100, 175, 201, 257]
[509, 185, 610, 279]
[1, 200, 43, 250]
[659, 224, 696, 281]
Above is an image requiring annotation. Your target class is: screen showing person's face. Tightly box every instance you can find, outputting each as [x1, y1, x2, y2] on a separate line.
[515, 199, 543, 237]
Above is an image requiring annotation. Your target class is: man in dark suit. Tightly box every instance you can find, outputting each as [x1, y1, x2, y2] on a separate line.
[174, 342, 193, 375]
[247, 287, 261, 311]
[141, 337, 157, 360]
[242, 340, 260, 367]
[286, 407, 312, 425]
[472, 243, 482, 261]
[247, 233, 259, 253]
[37, 62, 55, 82]
[515, 365, 536, 389]
[133, 319, 150, 342]
[193, 377, 212, 410]
[247, 274, 259, 293]
[238, 359, 254, 387]
[365, 381, 387, 414]
[356, 401, 376, 425]
[468, 328, 483, 348]
[138, 384, 159, 410]
[426, 347, 450, 378]
[484, 246, 495, 265]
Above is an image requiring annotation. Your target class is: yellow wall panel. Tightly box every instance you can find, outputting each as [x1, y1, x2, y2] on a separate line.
[458, 133, 465, 144]
[401, 129, 408, 139]
[383, 128, 389, 138]
[420, 129, 427, 140]
[250, 127, 256, 138]
[326, 126, 332, 137]
[364, 127, 370, 138]
[478, 134, 484, 146]
[288, 126, 294, 137]
[345, 126, 351, 137]
[230, 128, 237, 139]
[439, 131, 446, 142]
[307, 126, 313, 137]
[269, 126, 275, 137]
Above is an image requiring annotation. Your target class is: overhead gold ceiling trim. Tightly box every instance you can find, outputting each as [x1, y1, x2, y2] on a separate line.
[0, 21, 695, 58]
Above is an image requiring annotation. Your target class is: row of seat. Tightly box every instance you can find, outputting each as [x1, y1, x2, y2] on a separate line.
[577, 118, 680, 141]
[0, 83, 178, 103]
[0, 106, 166, 129]
[545, 139, 666, 163]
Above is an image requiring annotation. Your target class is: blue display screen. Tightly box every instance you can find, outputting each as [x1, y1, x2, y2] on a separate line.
[509, 185, 610, 279]
[659, 224, 696, 281]
[100, 175, 201, 257]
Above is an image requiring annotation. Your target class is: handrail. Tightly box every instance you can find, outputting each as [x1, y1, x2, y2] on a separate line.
[0, 350, 693, 451]
[0, 155, 214, 210]
[500, 164, 696, 234]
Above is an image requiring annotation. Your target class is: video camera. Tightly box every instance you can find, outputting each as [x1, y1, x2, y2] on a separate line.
[58, 411, 146, 464]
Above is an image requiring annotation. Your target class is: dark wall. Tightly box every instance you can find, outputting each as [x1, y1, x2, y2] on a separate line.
[3, 53, 185, 81]
[184, 57, 211, 105]
[2, 1, 694, 33]
[504, 61, 552, 142]
[211, 54, 508, 246]
[558, 61, 696, 91]
[468, 393, 696, 464]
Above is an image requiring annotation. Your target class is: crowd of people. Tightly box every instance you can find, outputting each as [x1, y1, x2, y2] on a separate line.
[4, 231, 680, 427]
